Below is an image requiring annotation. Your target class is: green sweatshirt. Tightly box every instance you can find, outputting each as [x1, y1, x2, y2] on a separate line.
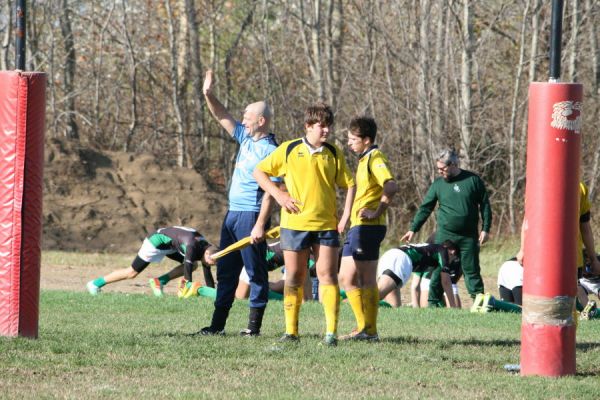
[410, 170, 492, 236]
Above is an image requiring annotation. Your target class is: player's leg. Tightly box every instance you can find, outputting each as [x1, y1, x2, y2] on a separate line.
[313, 231, 341, 346]
[410, 273, 422, 308]
[282, 249, 309, 339]
[420, 276, 430, 308]
[279, 228, 312, 340]
[240, 219, 270, 336]
[339, 255, 364, 333]
[458, 235, 485, 301]
[201, 212, 243, 335]
[235, 267, 251, 300]
[378, 273, 401, 307]
[87, 238, 158, 295]
[441, 272, 456, 308]
[498, 285, 515, 303]
[427, 266, 445, 307]
[512, 286, 523, 305]
[149, 252, 186, 297]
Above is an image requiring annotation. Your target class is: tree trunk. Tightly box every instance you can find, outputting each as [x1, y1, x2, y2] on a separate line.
[459, 0, 474, 168]
[60, 0, 79, 140]
[185, 0, 207, 153]
[324, 0, 344, 110]
[585, 0, 600, 196]
[165, 0, 186, 167]
[567, 0, 580, 82]
[1, 0, 12, 70]
[122, 0, 139, 153]
[92, 2, 115, 142]
[507, 0, 530, 234]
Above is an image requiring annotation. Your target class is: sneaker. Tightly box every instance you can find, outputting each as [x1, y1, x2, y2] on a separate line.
[177, 278, 189, 298]
[148, 278, 164, 297]
[339, 328, 359, 341]
[278, 333, 300, 343]
[183, 282, 202, 298]
[239, 328, 260, 337]
[478, 293, 493, 313]
[86, 281, 101, 296]
[470, 293, 484, 313]
[353, 331, 380, 342]
[321, 333, 338, 347]
[580, 301, 597, 320]
[339, 329, 379, 342]
[195, 326, 225, 336]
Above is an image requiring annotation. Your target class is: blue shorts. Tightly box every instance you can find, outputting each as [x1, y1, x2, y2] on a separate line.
[280, 228, 340, 251]
[342, 225, 386, 261]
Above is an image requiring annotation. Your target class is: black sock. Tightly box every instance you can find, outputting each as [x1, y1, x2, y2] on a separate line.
[210, 307, 230, 331]
[247, 307, 266, 333]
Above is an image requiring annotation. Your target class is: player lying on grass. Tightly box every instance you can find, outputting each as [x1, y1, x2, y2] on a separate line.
[86, 226, 217, 295]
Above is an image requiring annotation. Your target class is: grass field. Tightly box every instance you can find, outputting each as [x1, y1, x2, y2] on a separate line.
[1, 240, 599, 399]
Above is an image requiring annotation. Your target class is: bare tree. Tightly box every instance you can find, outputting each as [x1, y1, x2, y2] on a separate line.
[59, 0, 79, 140]
[458, 0, 474, 168]
[567, 0, 581, 82]
[507, 0, 531, 234]
[164, 0, 187, 167]
[585, 0, 600, 196]
[1, 0, 12, 70]
[185, 0, 207, 154]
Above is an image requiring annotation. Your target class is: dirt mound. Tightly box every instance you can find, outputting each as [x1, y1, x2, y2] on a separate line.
[43, 138, 228, 252]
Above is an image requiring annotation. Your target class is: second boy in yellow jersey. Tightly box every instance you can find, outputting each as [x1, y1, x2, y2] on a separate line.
[338, 116, 398, 341]
[253, 102, 356, 346]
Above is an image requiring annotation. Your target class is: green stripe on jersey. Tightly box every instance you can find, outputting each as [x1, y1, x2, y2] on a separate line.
[149, 233, 172, 248]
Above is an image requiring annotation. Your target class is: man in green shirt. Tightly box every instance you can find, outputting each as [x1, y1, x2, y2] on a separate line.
[401, 148, 492, 306]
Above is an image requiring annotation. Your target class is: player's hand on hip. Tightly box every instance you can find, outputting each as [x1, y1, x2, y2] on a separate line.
[358, 207, 378, 220]
[276, 192, 302, 214]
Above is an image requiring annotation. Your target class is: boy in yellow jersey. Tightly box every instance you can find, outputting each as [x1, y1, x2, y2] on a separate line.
[253, 102, 356, 346]
[337, 117, 398, 341]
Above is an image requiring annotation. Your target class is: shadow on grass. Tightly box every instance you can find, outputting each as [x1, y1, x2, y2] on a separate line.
[576, 341, 600, 352]
[384, 336, 520, 348]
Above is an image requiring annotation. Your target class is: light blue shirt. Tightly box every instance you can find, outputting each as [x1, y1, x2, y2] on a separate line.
[228, 122, 280, 212]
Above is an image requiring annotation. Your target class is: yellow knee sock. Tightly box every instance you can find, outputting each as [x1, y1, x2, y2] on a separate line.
[346, 288, 365, 332]
[363, 286, 379, 335]
[321, 284, 340, 335]
[283, 285, 303, 336]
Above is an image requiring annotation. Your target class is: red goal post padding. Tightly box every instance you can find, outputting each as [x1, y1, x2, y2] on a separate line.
[0, 71, 46, 338]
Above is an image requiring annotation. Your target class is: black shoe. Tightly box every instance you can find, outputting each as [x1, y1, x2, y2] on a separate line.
[196, 326, 225, 336]
[278, 333, 299, 342]
[239, 328, 260, 337]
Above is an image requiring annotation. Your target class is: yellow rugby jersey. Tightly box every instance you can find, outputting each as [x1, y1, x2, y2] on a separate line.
[257, 137, 355, 231]
[350, 146, 394, 227]
[577, 181, 591, 268]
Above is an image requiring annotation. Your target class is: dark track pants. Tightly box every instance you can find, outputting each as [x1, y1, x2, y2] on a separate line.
[428, 232, 484, 306]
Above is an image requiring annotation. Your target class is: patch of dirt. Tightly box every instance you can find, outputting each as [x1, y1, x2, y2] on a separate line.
[43, 138, 228, 253]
